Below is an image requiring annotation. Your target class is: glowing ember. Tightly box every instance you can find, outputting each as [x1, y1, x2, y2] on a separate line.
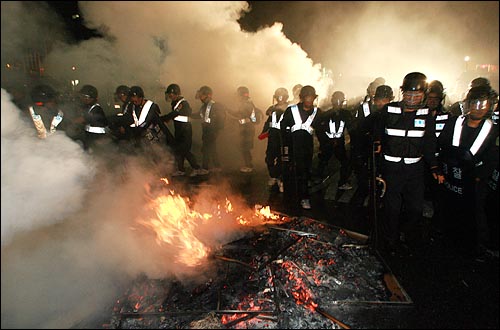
[282, 260, 318, 312]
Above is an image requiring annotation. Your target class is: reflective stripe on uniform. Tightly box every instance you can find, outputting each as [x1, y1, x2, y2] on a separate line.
[384, 154, 422, 164]
[325, 120, 345, 139]
[290, 105, 317, 135]
[385, 128, 406, 137]
[452, 116, 493, 155]
[385, 128, 424, 137]
[174, 115, 189, 123]
[130, 100, 153, 127]
[270, 111, 283, 129]
[85, 125, 107, 134]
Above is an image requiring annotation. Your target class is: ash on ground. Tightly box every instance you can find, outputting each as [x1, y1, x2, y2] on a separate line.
[108, 216, 410, 329]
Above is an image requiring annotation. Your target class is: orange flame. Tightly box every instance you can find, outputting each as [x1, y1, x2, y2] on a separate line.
[138, 192, 210, 267]
[137, 179, 284, 267]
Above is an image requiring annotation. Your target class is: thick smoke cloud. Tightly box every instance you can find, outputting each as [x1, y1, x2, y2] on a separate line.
[44, 1, 331, 107]
[239, 1, 499, 103]
[1, 89, 95, 246]
[1, 1, 498, 328]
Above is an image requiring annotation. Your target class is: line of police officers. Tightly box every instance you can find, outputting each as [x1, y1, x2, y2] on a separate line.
[18, 74, 499, 260]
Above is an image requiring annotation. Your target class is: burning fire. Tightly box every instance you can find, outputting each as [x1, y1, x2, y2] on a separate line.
[137, 192, 210, 267]
[136, 179, 283, 267]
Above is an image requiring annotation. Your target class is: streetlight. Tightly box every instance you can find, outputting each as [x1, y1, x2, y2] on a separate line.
[464, 56, 470, 72]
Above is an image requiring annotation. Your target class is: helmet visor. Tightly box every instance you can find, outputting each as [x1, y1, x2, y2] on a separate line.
[463, 98, 491, 119]
[466, 99, 489, 112]
[403, 91, 425, 108]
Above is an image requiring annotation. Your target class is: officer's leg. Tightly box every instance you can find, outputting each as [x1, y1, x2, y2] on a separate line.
[401, 162, 425, 248]
[381, 161, 404, 249]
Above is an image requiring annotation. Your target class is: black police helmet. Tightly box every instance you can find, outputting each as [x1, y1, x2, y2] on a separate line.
[197, 85, 213, 95]
[466, 85, 495, 102]
[274, 87, 289, 100]
[115, 85, 130, 96]
[401, 72, 427, 92]
[470, 77, 490, 89]
[129, 86, 144, 97]
[79, 84, 98, 99]
[427, 80, 444, 97]
[299, 85, 317, 98]
[165, 84, 181, 95]
[374, 85, 394, 100]
[237, 86, 249, 96]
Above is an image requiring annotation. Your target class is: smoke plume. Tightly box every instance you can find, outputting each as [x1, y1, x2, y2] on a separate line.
[1, 1, 498, 328]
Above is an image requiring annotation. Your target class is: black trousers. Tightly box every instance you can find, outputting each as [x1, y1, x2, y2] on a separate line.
[174, 123, 199, 171]
[381, 160, 425, 245]
[239, 124, 255, 168]
[265, 131, 282, 179]
[201, 126, 221, 169]
[317, 139, 351, 185]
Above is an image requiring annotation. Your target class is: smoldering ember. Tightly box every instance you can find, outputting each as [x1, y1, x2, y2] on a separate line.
[105, 185, 411, 329]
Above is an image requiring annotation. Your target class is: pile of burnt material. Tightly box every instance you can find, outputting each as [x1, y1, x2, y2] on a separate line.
[108, 216, 411, 329]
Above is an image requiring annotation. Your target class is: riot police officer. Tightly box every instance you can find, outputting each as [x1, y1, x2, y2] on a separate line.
[374, 72, 443, 256]
[350, 85, 394, 207]
[194, 85, 225, 173]
[280, 85, 323, 210]
[163, 83, 203, 177]
[28, 84, 66, 139]
[315, 91, 353, 191]
[260, 87, 290, 191]
[438, 85, 499, 260]
[79, 84, 110, 154]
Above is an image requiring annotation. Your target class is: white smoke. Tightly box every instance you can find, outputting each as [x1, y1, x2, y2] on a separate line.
[1, 89, 95, 246]
[44, 1, 332, 108]
[3, 1, 497, 328]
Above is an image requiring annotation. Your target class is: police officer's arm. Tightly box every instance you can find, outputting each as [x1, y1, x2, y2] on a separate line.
[181, 100, 193, 117]
[372, 106, 387, 153]
[472, 126, 499, 182]
[279, 108, 294, 157]
[423, 114, 444, 183]
[162, 107, 179, 122]
[114, 103, 134, 127]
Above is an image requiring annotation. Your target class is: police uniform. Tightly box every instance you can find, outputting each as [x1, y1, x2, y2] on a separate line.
[374, 101, 438, 248]
[316, 107, 353, 187]
[280, 103, 322, 205]
[349, 99, 381, 206]
[261, 104, 286, 182]
[231, 98, 259, 170]
[83, 102, 110, 151]
[163, 96, 201, 173]
[198, 99, 226, 170]
[127, 99, 169, 149]
[438, 115, 498, 251]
